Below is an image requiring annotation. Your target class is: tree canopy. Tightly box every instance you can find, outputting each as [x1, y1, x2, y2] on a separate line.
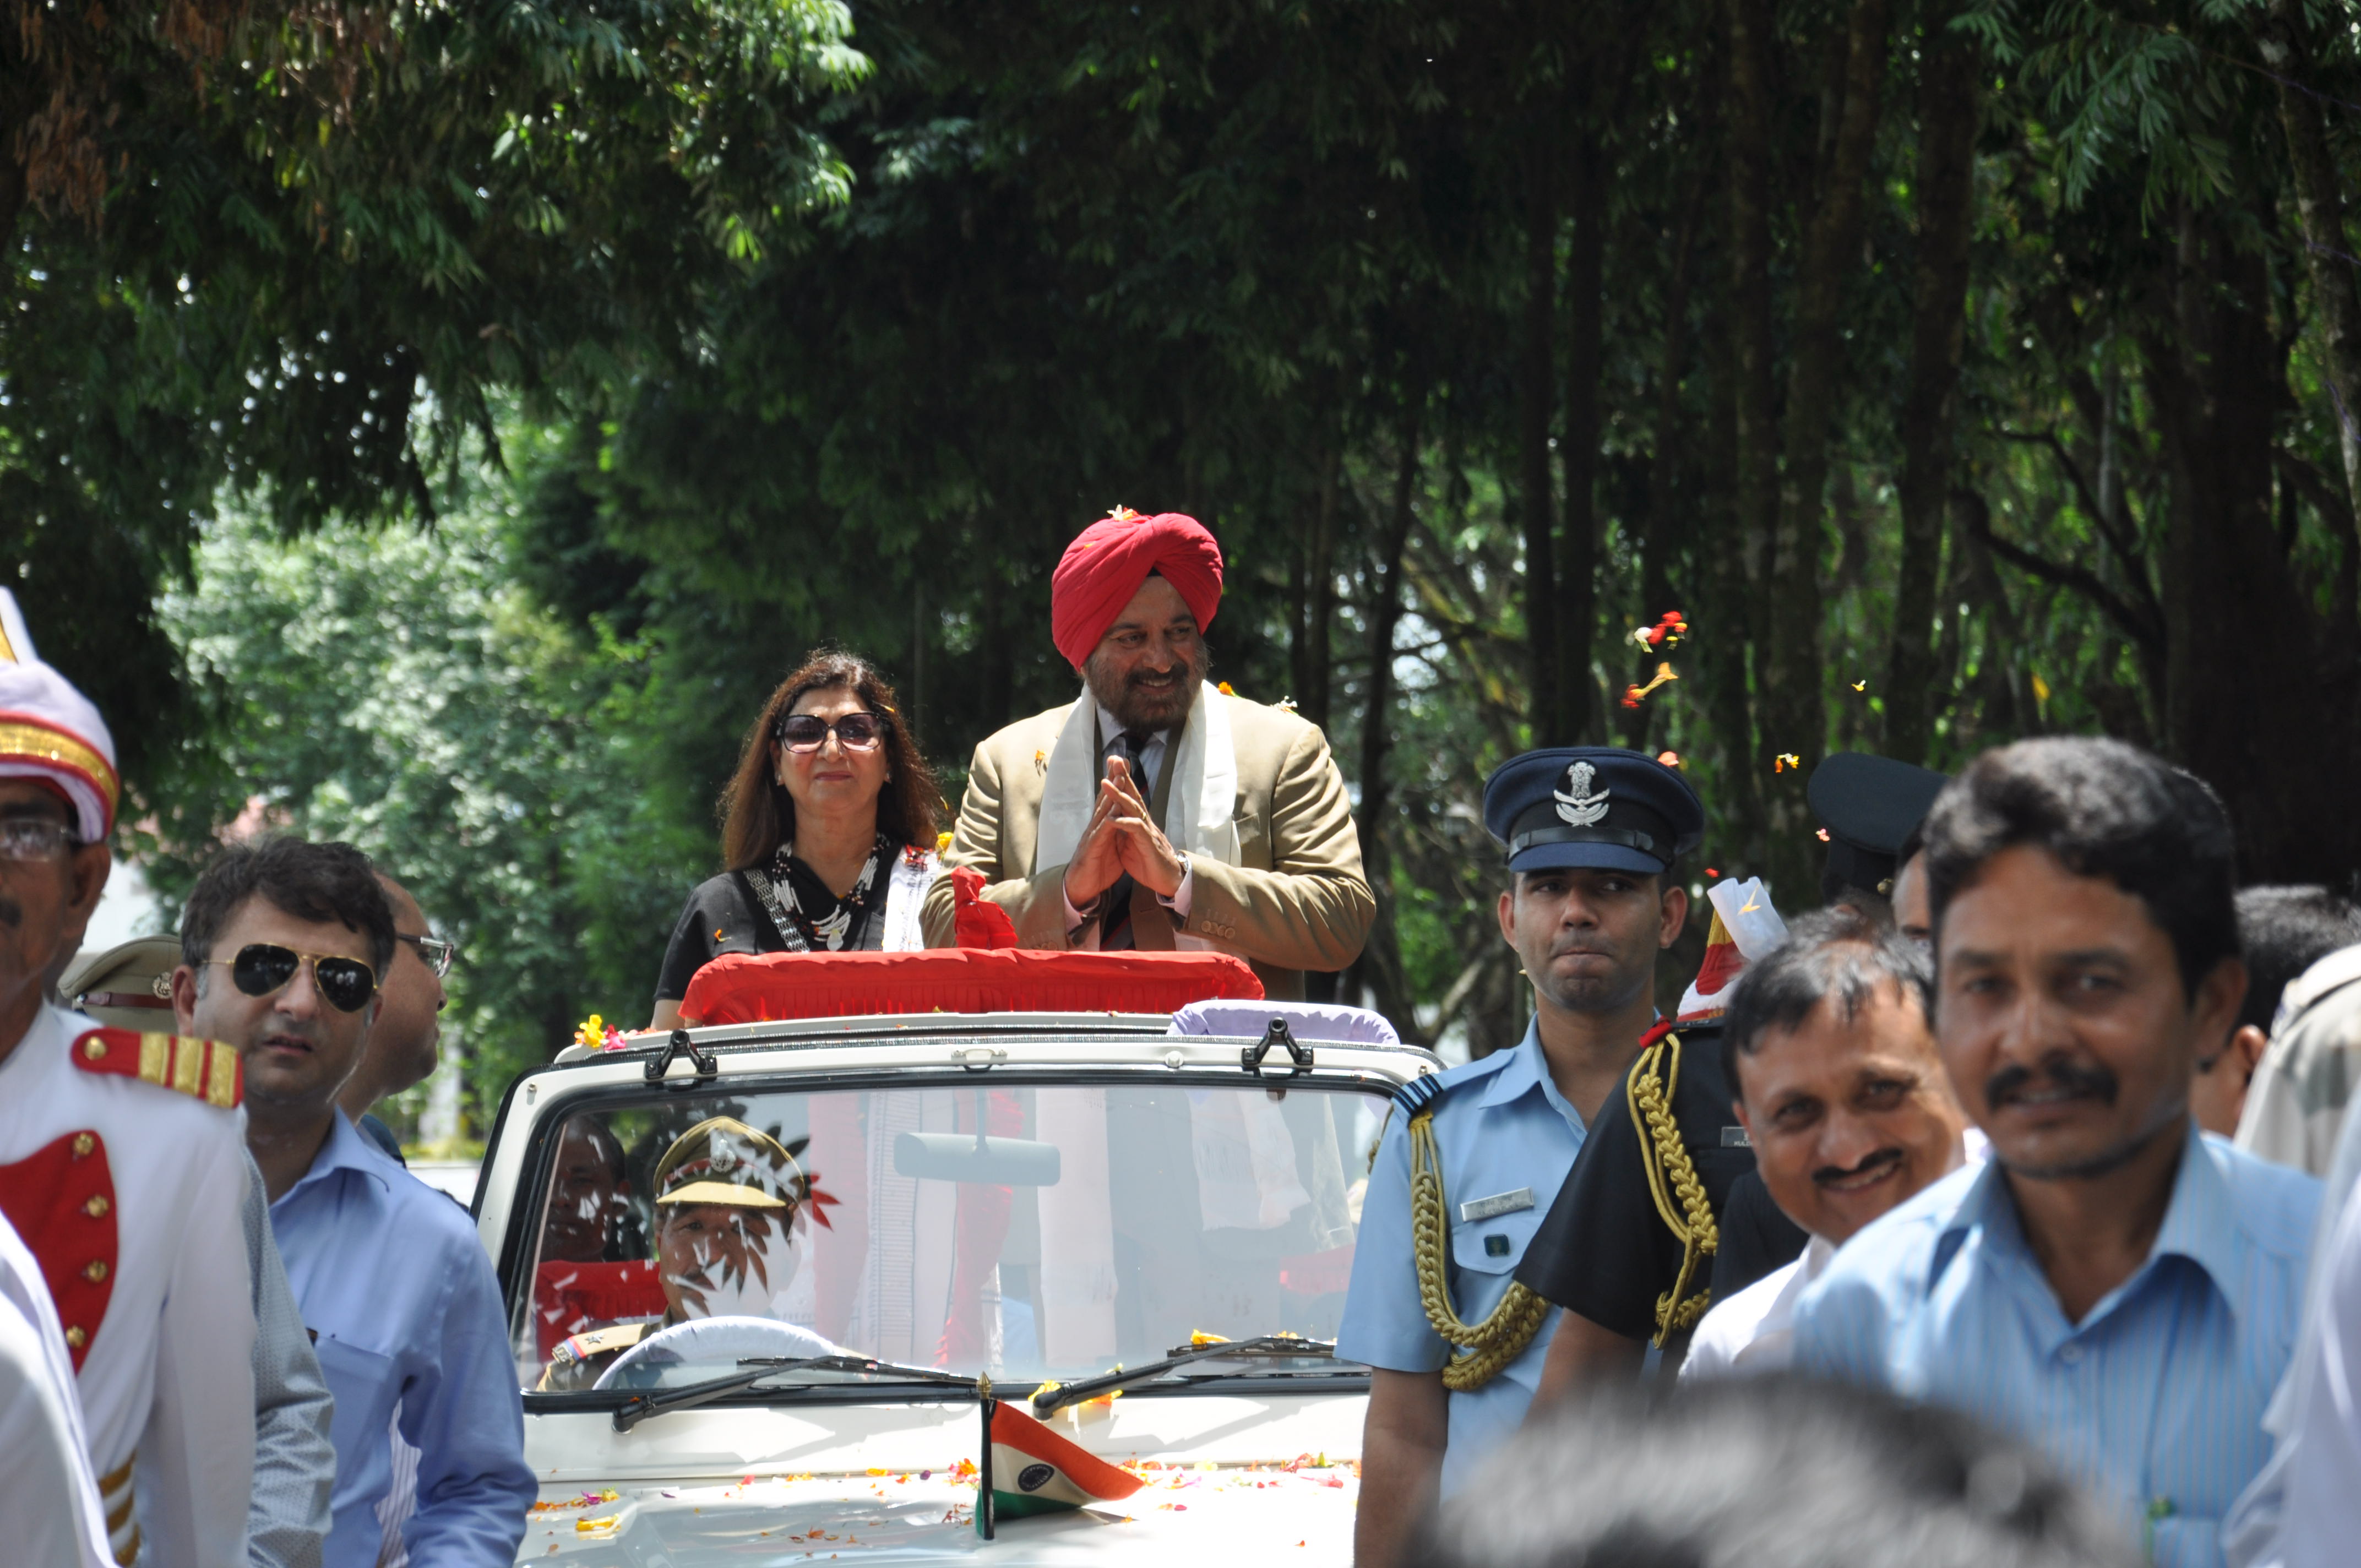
[14, 0, 2361, 1120]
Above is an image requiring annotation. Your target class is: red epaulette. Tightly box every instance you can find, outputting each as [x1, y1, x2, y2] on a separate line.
[69, 1028, 241, 1109]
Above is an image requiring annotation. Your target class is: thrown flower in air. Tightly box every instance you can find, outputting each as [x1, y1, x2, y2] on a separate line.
[1630, 609, 1689, 650]
[1620, 663, 1680, 709]
[1774, 753, 1801, 773]
[1656, 750, 1683, 769]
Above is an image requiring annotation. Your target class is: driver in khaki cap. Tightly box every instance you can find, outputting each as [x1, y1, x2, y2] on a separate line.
[538, 1117, 814, 1390]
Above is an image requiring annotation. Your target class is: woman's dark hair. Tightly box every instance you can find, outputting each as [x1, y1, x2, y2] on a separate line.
[718, 650, 942, 871]
[1922, 737, 2239, 999]
[1721, 906, 1936, 1097]
[179, 836, 397, 978]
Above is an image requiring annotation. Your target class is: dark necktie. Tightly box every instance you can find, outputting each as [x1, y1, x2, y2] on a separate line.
[1099, 728, 1155, 950]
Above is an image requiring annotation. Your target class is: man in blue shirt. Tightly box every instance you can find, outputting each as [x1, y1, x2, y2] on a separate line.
[171, 836, 535, 1568]
[1794, 737, 2321, 1568]
[1338, 748, 1700, 1568]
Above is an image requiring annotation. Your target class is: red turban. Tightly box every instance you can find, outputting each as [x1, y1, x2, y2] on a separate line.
[1049, 509, 1224, 669]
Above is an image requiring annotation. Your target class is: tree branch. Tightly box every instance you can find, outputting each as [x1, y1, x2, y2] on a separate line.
[1966, 504, 2164, 661]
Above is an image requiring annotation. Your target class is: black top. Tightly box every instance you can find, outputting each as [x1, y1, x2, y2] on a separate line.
[654, 839, 897, 1003]
[1513, 1018, 1804, 1343]
[1706, 1168, 1810, 1304]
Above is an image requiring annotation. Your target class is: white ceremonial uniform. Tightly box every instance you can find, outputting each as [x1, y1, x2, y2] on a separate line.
[0, 1003, 256, 1566]
[0, 1212, 115, 1567]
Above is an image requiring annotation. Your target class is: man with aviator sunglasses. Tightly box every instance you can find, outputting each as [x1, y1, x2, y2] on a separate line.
[175, 837, 534, 1568]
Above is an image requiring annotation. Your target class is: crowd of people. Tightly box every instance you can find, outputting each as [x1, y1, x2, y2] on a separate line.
[6, 503, 2361, 1568]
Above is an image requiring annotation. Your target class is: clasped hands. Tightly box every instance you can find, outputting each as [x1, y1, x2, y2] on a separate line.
[1062, 756, 1186, 911]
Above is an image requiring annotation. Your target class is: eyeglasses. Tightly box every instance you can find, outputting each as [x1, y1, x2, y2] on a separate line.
[398, 932, 456, 977]
[0, 819, 81, 862]
[207, 944, 378, 1014]
[775, 713, 888, 753]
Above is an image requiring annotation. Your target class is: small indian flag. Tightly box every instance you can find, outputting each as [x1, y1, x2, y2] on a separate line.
[980, 1399, 1143, 1528]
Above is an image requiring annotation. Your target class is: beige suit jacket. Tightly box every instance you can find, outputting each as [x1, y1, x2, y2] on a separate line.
[921, 691, 1375, 999]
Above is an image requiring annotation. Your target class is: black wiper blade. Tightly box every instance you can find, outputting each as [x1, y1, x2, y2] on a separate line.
[612, 1354, 979, 1433]
[1031, 1336, 1336, 1416]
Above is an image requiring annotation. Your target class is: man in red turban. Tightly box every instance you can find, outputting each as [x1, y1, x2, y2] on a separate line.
[924, 507, 1373, 997]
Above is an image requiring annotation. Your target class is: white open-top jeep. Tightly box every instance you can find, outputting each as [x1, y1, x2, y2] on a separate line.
[474, 989, 1437, 1564]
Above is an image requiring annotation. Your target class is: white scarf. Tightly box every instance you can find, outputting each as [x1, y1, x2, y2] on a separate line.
[881, 848, 939, 952]
[1033, 682, 1241, 875]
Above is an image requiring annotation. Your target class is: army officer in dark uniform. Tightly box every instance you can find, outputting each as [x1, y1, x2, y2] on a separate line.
[1521, 750, 1951, 1393]
[1339, 748, 1700, 1568]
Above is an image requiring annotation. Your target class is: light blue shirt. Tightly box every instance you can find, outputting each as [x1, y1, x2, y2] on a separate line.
[1796, 1124, 2320, 1567]
[1337, 1021, 1584, 1496]
[269, 1112, 535, 1568]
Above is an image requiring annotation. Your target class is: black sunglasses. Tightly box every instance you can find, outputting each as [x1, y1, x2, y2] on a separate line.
[208, 943, 379, 1014]
[775, 712, 888, 753]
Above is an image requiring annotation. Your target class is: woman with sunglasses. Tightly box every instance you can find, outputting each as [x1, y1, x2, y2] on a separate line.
[649, 651, 945, 1031]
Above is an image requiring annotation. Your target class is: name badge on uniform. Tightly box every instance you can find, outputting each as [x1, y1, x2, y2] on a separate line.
[1720, 1126, 1751, 1148]
[1458, 1188, 1535, 1223]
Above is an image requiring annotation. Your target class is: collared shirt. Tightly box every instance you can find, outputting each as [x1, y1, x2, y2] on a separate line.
[1336, 1021, 1586, 1497]
[242, 1148, 334, 1568]
[1060, 701, 1195, 938]
[2274, 1155, 2361, 1568]
[1796, 1125, 2320, 1568]
[1680, 1235, 1835, 1379]
[269, 1110, 535, 1568]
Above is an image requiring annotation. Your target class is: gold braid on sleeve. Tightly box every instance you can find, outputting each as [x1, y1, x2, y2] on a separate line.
[1626, 1032, 1719, 1347]
[1408, 1107, 1550, 1391]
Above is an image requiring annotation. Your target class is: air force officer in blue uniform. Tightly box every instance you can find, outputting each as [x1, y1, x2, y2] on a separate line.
[1339, 748, 1702, 1567]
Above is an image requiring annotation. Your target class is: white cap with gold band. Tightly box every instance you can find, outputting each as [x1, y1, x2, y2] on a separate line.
[0, 588, 119, 842]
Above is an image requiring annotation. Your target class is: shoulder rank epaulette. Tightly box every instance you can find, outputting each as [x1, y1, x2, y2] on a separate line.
[1390, 1072, 1448, 1119]
[71, 1028, 241, 1109]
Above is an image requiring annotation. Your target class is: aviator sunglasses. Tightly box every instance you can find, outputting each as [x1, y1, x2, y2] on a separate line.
[206, 943, 379, 1014]
[775, 712, 888, 753]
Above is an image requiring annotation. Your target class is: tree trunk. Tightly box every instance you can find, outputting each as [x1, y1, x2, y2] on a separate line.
[1702, 290, 1769, 873]
[1292, 452, 1337, 730]
[2260, 0, 2361, 520]
[1760, 0, 1890, 907]
[1521, 126, 1560, 741]
[1884, 20, 1980, 765]
[1560, 118, 1605, 745]
[2145, 210, 2359, 883]
[1726, 0, 1780, 672]
[1350, 416, 1424, 1033]
[1622, 175, 1701, 753]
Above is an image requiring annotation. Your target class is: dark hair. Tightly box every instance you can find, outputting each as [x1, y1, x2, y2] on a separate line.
[1413, 1375, 2139, 1568]
[1923, 738, 2239, 1000]
[717, 650, 943, 871]
[1721, 906, 1935, 1098]
[2234, 885, 2361, 1034]
[179, 836, 398, 979]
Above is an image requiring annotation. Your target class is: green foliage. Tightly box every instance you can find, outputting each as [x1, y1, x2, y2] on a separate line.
[143, 444, 707, 1130]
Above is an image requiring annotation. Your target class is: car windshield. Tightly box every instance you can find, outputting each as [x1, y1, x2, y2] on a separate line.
[510, 1077, 1386, 1396]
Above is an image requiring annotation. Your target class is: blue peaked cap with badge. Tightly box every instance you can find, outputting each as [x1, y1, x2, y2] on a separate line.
[1482, 747, 1706, 876]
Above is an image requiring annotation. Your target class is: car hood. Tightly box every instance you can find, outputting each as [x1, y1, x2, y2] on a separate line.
[519, 1391, 1363, 1565]
[526, 1463, 1358, 1565]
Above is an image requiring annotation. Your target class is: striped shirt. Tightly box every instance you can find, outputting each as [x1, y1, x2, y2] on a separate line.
[1795, 1124, 2320, 1568]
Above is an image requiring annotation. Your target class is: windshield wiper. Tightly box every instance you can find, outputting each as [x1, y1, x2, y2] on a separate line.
[612, 1354, 980, 1433]
[1031, 1336, 1339, 1417]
